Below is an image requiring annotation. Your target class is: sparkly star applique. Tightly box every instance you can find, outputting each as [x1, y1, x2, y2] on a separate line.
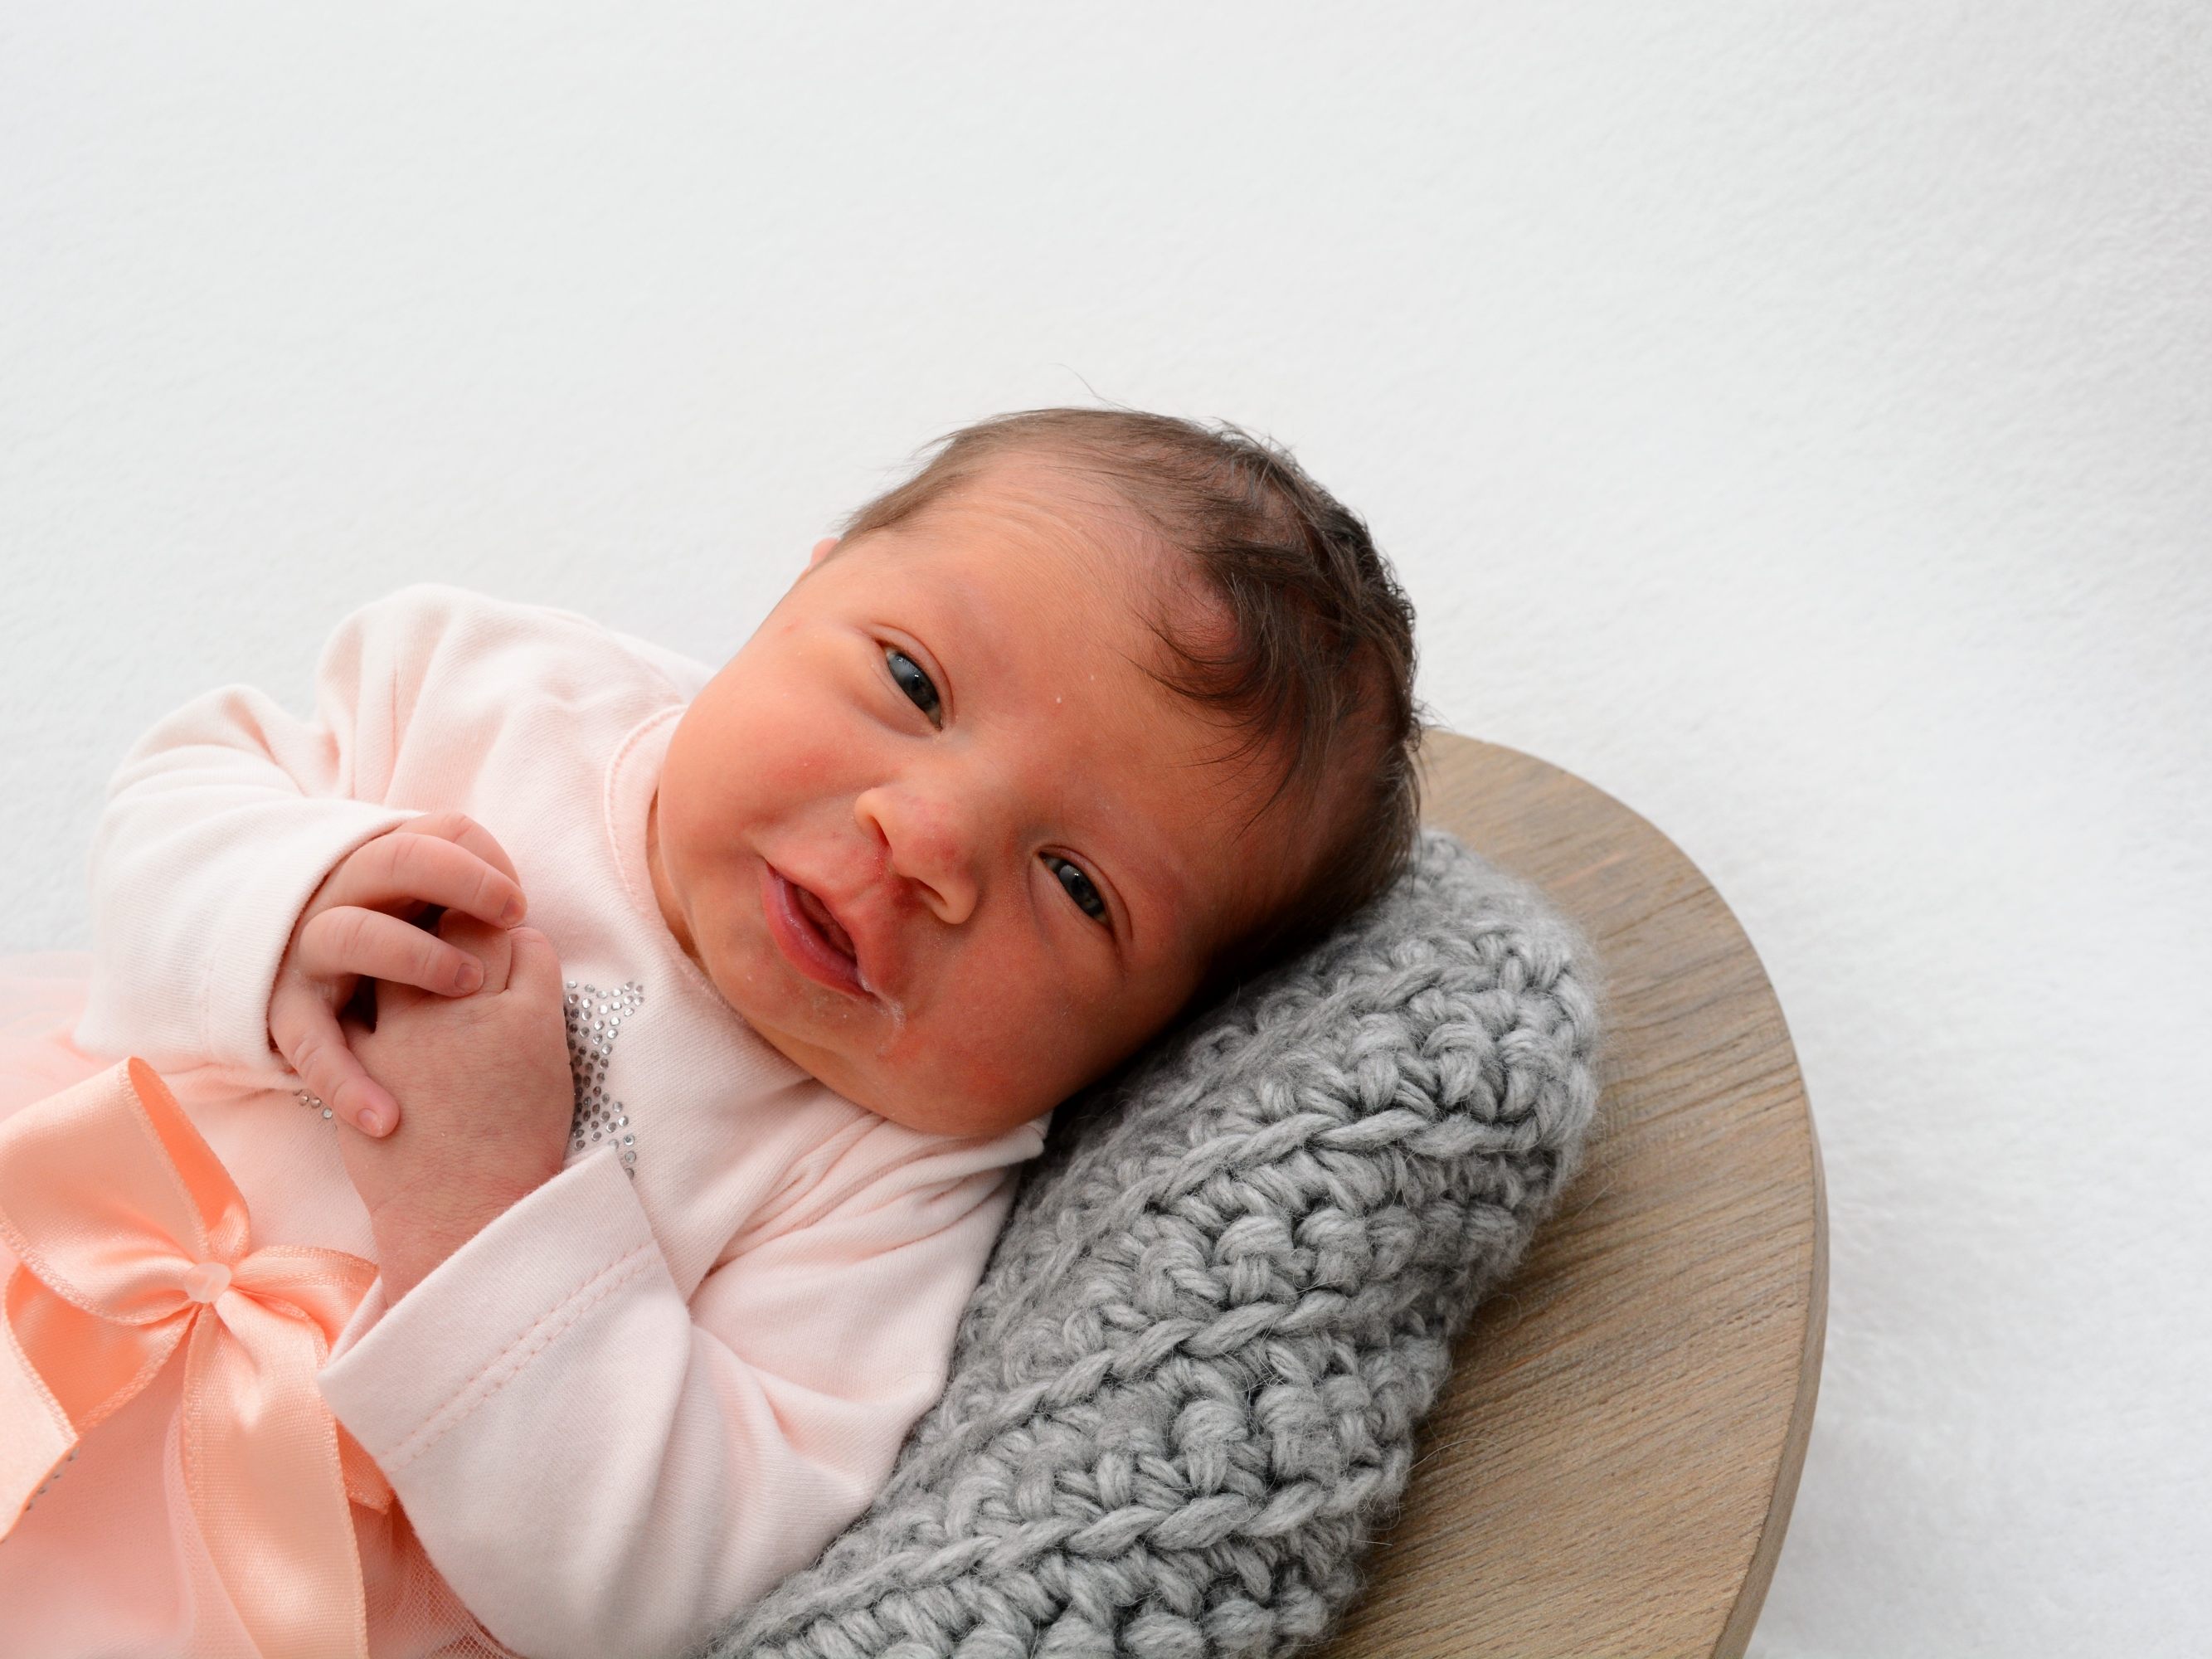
[565, 978, 644, 1177]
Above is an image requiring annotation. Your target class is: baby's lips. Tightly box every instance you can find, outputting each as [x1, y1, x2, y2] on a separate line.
[795, 871, 896, 1000]
[794, 883, 856, 961]
[826, 893, 905, 1002]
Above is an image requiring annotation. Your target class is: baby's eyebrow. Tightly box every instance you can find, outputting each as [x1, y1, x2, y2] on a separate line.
[1096, 820, 1204, 956]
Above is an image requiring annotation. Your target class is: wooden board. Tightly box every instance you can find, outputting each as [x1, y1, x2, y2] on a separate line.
[1320, 732, 1827, 1659]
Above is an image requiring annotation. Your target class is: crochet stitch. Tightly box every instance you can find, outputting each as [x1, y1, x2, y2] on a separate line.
[705, 828, 1605, 1659]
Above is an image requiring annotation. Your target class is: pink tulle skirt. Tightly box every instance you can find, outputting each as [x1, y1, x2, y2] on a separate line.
[0, 952, 512, 1659]
[0, 951, 107, 1112]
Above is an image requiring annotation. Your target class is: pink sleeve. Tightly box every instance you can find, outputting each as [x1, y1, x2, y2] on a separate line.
[314, 1138, 1022, 1659]
[72, 585, 503, 1077]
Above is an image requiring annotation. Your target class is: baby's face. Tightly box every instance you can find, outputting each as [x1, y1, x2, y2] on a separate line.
[648, 467, 1293, 1136]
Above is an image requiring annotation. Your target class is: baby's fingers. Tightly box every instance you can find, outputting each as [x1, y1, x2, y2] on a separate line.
[269, 984, 399, 1136]
[298, 904, 489, 999]
[502, 923, 565, 1004]
[331, 819, 527, 934]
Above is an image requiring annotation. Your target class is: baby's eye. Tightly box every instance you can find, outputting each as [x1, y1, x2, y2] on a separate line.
[884, 647, 941, 727]
[1043, 854, 1109, 925]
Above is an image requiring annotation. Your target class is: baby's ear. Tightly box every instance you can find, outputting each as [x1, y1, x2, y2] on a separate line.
[806, 536, 839, 570]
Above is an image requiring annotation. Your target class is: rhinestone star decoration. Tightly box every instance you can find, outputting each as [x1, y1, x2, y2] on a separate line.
[565, 978, 644, 1178]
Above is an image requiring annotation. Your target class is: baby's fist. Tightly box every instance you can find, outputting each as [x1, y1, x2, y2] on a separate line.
[337, 912, 576, 1296]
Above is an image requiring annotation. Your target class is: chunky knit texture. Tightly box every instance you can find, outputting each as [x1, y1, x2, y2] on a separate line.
[702, 829, 1605, 1659]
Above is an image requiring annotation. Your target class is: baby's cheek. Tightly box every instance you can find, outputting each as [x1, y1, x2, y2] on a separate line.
[746, 742, 830, 803]
[930, 1011, 1026, 1099]
[892, 1012, 1032, 1132]
[941, 989, 1102, 1121]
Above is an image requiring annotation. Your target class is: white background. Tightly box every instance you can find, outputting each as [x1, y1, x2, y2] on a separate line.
[2, 6, 2206, 1653]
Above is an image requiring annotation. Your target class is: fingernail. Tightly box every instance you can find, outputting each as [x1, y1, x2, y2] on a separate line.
[357, 1107, 387, 1136]
[500, 898, 524, 926]
[455, 960, 484, 992]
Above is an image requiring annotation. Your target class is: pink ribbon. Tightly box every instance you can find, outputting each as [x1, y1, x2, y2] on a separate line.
[0, 1057, 391, 1657]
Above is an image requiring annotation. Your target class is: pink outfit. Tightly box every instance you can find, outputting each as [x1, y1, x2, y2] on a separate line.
[0, 584, 1050, 1658]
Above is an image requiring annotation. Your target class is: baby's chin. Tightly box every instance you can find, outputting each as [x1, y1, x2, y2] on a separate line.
[783, 1032, 1059, 1138]
[832, 1062, 1058, 1139]
[882, 1092, 1057, 1139]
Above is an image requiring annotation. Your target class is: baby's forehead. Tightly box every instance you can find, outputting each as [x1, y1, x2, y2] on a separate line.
[916, 464, 1231, 651]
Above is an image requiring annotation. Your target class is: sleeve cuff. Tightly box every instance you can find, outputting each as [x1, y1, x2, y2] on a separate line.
[317, 1146, 669, 1472]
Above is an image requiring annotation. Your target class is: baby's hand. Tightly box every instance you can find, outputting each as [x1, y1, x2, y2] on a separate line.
[333, 909, 576, 1301]
[270, 811, 531, 1136]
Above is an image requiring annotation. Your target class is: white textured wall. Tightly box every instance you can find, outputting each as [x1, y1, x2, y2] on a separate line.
[2, 6, 2205, 1653]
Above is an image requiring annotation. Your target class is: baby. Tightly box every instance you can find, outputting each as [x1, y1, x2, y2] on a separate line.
[0, 407, 1420, 1659]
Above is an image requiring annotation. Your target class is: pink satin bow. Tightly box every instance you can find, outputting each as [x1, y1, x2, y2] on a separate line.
[0, 1057, 391, 1657]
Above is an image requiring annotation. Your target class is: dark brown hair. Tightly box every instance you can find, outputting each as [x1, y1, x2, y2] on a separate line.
[839, 406, 1422, 1001]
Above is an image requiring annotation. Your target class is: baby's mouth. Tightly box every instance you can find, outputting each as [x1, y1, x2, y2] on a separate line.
[761, 863, 874, 1000]
[792, 883, 856, 961]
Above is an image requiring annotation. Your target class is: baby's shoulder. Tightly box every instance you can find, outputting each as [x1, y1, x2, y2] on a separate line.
[348, 582, 712, 703]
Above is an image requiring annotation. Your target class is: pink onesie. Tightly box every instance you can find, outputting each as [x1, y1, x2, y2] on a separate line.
[0, 583, 1050, 1658]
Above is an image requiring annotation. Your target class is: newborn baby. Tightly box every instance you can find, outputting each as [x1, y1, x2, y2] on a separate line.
[0, 407, 1420, 1659]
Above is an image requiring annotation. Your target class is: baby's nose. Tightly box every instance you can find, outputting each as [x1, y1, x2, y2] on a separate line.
[856, 785, 981, 926]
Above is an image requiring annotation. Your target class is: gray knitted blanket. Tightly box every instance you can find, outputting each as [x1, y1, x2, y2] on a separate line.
[702, 828, 1604, 1659]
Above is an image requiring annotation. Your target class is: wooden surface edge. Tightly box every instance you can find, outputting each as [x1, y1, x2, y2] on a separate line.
[1395, 732, 1830, 1657]
[1716, 1107, 1830, 1657]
